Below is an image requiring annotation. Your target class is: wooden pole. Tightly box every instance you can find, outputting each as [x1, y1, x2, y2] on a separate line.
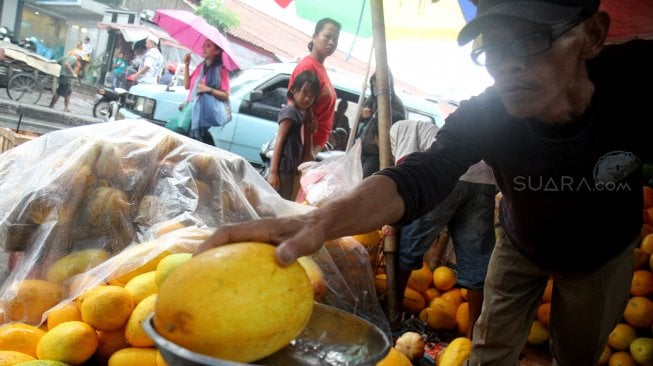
[370, 0, 400, 329]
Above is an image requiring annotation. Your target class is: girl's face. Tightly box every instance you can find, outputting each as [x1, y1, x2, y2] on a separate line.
[293, 82, 318, 110]
[202, 40, 222, 60]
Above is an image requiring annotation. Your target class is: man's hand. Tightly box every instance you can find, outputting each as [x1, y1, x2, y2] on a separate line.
[198, 216, 326, 266]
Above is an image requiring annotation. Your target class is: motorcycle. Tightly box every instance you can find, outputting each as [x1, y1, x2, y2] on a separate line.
[93, 86, 128, 121]
[258, 127, 348, 178]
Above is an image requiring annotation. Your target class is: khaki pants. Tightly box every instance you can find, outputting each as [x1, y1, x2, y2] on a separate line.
[468, 226, 636, 366]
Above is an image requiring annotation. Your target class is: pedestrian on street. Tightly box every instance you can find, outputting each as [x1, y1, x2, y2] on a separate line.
[197, 0, 652, 364]
[130, 38, 164, 85]
[49, 50, 82, 113]
[111, 51, 127, 89]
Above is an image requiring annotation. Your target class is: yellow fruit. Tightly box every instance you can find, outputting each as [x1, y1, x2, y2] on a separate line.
[432, 266, 456, 291]
[36, 321, 98, 365]
[642, 234, 653, 254]
[107, 347, 158, 366]
[0, 350, 35, 365]
[123, 271, 158, 305]
[106, 242, 172, 286]
[527, 320, 550, 345]
[153, 242, 314, 363]
[297, 256, 327, 300]
[436, 337, 471, 366]
[95, 327, 129, 362]
[14, 360, 71, 365]
[624, 296, 653, 329]
[608, 323, 638, 351]
[155, 351, 168, 366]
[456, 302, 470, 336]
[599, 344, 613, 365]
[609, 351, 637, 366]
[154, 253, 193, 288]
[46, 302, 82, 330]
[408, 262, 433, 293]
[80, 285, 134, 331]
[46, 249, 110, 284]
[0, 323, 46, 357]
[419, 305, 457, 330]
[630, 337, 653, 366]
[460, 288, 468, 301]
[631, 270, 653, 296]
[351, 229, 382, 248]
[6, 280, 63, 325]
[124, 294, 157, 347]
[376, 347, 411, 366]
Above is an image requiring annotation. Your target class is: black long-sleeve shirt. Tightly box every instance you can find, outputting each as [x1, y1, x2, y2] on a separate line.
[379, 39, 653, 271]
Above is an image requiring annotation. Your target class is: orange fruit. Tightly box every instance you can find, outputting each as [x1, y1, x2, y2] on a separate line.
[351, 229, 382, 249]
[432, 266, 456, 291]
[634, 248, 650, 269]
[429, 297, 457, 318]
[6, 279, 63, 325]
[0, 322, 46, 357]
[624, 296, 653, 328]
[297, 256, 327, 301]
[123, 271, 158, 305]
[631, 270, 653, 296]
[542, 277, 554, 303]
[107, 347, 158, 366]
[460, 287, 468, 301]
[456, 302, 470, 336]
[80, 285, 134, 331]
[422, 287, 441, 303]
[536, 302, 551, 329]
[440, 288, 463, 308]
[407, 262, 433, 293]
[608, 351, 637, 366]
[644, 186, 653, 209]
[46, 301, 82, 330]
[153, 242, 313, 363]
[96, 327, 130, 362]
[608, 323, 638, 351]
[36, 320, 99, 365]
[599, 343, 612, 365]
[376, 347, 411, 366]
[403, 287, 427, 314]
[641, 234, 653, 255]
[419, 305, 457, 330]
[374, 273, 388, 295]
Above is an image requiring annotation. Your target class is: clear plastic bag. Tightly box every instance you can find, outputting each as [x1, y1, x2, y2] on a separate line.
[0, 121, 388, 336]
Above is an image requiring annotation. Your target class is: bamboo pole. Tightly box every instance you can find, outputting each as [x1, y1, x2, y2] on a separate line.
[370, 0, 400, 329]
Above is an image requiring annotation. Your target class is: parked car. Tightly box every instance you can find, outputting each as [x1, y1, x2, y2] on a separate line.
[118, 62, 445, 167]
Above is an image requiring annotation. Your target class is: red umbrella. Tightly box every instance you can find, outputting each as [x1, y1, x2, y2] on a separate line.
[153, 9, 240, 71]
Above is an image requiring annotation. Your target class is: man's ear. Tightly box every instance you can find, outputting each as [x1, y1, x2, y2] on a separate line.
[581, 11, 610, 59]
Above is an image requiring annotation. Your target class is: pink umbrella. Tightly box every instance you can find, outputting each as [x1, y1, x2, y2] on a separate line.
[153, 9, 240, 71]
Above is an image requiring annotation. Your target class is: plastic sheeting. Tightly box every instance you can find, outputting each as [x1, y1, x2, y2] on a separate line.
[0, 120, 390, 337]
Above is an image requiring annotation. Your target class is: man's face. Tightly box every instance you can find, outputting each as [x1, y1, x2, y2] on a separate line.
[481, 17, 587, 119]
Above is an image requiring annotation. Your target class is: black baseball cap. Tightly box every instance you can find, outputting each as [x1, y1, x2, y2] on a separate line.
[457, 0, 600, 45]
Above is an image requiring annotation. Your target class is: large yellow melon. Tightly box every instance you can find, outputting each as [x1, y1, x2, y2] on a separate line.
[153, 242, 314, 363]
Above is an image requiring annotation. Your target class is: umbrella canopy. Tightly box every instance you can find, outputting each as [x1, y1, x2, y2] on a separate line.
[153, 9, 240, 71]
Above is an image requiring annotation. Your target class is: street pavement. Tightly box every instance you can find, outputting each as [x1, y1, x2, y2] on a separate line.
[0, 82, 103, 135]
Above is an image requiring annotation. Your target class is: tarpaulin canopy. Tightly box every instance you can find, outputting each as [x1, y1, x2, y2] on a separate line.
[96, 23, 190, 50]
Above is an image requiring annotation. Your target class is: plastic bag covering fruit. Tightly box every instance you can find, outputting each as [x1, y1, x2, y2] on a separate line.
[0, 120, 388, 338]
[153, 242, 314, 363]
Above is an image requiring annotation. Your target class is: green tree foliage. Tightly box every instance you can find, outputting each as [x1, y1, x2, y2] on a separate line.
[195, 0, 240, 33]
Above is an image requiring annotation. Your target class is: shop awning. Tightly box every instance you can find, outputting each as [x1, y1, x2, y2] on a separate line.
[97, 22, 190, 50]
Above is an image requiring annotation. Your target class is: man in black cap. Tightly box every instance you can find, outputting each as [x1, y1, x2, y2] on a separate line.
[197, 1, 652, 364]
